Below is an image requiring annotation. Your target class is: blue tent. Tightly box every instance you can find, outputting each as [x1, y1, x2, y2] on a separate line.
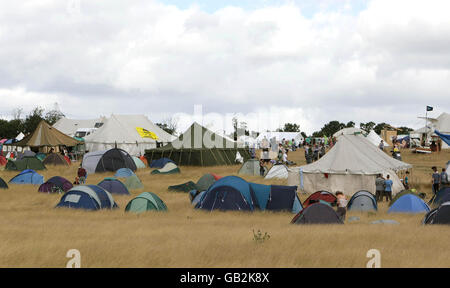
[432, 187, 450, 207]
[195, 176, 302, 213]
[98, 178, 130, 195]
[150, 158, 175, 168]
[9, 169, 44, 185]
[435, 130, 450, 146]
[55, 185, 118, 210]
[114, 168, 135, 178]
[388, 194, 430, 214]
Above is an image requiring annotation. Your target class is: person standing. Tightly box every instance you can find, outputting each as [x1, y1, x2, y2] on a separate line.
[384, 174, 393, 202]
[335, 192, 348, 221]
[77, 165, 87, 185]
[403, 171, 410, 190]
[432, 167, 440, 195]
[440, 168, 448, 188]
[379, 140, 384, 151]
[375, 174, 385, 202]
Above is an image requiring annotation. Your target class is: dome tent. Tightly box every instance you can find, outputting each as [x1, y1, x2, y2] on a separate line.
[82, 148, 137, 174]
[6, 156, 46, 171]
[238, 159, 263, 176]
[98, 177, 130, 195]
[114, 168, 135, 178]
[125, 192, 168, 213]
[303, 191, 337, 209]
[43, 153, 69, 166]
[149, 158, 175, 168]
[38, 176, 73, 193]
[132, 156, 146, 169]
[151, 162, 180, 175]
[9, 169, 44, 185]
[55, 185, 118, 210]
[291, 203, 343, 225]
[423, 202, 450, 225]
[347, 190, 378, 212]
[124, 175, 144, 190]
[0, 177, 8, 189]
[388, 194, 430, 214]
[264, 164, 289, 179]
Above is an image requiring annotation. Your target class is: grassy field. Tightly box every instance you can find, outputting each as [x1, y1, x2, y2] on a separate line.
[0, 149, 449, 268]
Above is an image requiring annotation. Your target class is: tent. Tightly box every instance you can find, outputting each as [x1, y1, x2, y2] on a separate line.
[0, 177, 8, 189]
[98, 178, 130, 195]
[390, 190, 422, 206]
[6, 156, 46, 171]
[145, 122, 251, 166]
[16, 150, 36, 160]
[36, 153, 47, 161]
[149, 158, 175, 168]
[423, 202, 450, 225]
[168, 173, 217, 193]
[151, 162, 180, 175]
[125, 192, 168, 213]
[38, 176, 73, 193]
[124, 175, 144, 190]
[132, 156, 146, 169]
[168, 181, 197, 193]
[13, 120, 80, 148]
[238, 159, 262, 176]
[303, 191, 337, 208]
[53, 117, 106, 137]
[415, 112, 450, 149]
[333, 127, 364, 138]
[264, 164, 289, 180]
[0, 154, 7, 166]
[431, 187, 450, 207]
[115, 168, 136, 178]
[84, 114, 174, 155]
[388, 194, 430, 214]
[9, 169, 44, 185]
[43, 153, 69, 166]
[347, 190, 378, 212]
[288, 135, 411, 196]
[195, 176, 302, 213]
[82, 148, 137, 174]
[55, 185, 118, 210]
[366, 130, 389, 147]
[291, 203, 343, 224]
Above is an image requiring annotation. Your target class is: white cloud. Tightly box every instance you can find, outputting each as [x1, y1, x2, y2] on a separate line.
[0, 0, 449, 134]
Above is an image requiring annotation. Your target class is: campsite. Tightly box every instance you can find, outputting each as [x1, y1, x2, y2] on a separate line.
[0, 138, 449, 267]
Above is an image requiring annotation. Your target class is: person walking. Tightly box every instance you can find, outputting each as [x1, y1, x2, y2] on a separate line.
[335, 191, 348, 221]
[384, 174, 393, 202]
[77, 165, 87, 185]
[432, 167, 440, 195]
[375, 174, 385, 202]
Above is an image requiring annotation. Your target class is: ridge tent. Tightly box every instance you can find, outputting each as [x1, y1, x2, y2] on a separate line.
[333, 127, 364, 138]
[98, 178, 130, 195]
[6, 157, 46, 171]
[0, 177, 8, 189]
[84, 114, 174, 155]
[151, 162, 180, 175]
[124, 174, 144, 190]
[132, 156, 146, 169]
[347, 190, 378, 212]
[114, 168, 135, 178]
[145, 122, 251, 166]
[264, 164, 289, 179]
[9, 169, 44, 185]
[288, 135, 410, 196]
[149, 158, 175, 168]
[55, 185, 118, 210]
[423, 202, 450, 225]
[238, 159, 263, 176]
[125, 192, 168, 213]
[388, 194, 430, 214]
[303, 191, 337, 208]
[38, 176, 73, 193]
[291, 203, 343, 224]
[13, 120, 80, 148]
[82, 148, 137, 174]
[43, 153, 69, 166]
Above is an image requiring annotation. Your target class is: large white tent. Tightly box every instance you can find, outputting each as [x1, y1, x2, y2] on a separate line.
[333, 127, 364, 138]
[53, 117, 106, 137]
[288, 135, 411, 196]
[366, 130, 389, 147]
[84, 114, 175, 156]
[415, 112, 450, 149]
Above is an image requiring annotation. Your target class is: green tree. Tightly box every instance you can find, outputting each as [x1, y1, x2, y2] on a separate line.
[345, 121, 355, 128]
[319, 120, 346, 137]
[374, 122, 389, 135]
[360, 121, 376, 133]
[23, 107, 45, 134]
[277, 123, 300, 132]
[397, 126, 414, 135]
[44, 109, 65, 126]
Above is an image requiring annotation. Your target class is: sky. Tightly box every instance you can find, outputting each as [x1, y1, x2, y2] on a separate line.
[0, 0, 449, 134]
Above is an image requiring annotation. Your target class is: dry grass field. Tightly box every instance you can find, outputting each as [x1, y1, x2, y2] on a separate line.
[0, 149, 449, 268]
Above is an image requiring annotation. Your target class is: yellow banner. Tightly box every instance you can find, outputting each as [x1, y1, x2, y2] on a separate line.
[136, 127, 158, 140]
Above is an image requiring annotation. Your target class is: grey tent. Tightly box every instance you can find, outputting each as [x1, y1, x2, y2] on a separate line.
[145, 122, 251, 166]
[238, 159, 263, 176]
[347, 190, 378, 212]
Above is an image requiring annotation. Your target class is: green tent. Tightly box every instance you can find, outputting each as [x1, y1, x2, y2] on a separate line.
[125, 192, 168, 213]
[145, 122, 251, 166]
[151, 162, 180, 175]
[132, 156, 146, 169]
[5, 156, 46, 171]
[36, 153, 46, 161]
[195, 173, 216, 191]
[168, 181, 197, 192]
[124, 174, 144, 190]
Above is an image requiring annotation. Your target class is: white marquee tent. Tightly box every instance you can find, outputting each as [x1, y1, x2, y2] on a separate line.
[53, 117, 107, 137]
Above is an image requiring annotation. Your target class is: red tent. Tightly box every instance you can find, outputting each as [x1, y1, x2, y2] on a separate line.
[303, 191, 337, 208]
[0, 155, 7, 166]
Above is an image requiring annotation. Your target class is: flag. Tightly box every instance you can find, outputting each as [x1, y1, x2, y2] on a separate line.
[136, 127, 158, 140]
[426, 106, 433, 111]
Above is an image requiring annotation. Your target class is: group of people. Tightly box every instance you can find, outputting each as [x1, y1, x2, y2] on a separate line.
[304, 143, 326, 164]
[432, 166, 448, 195]
[375, 173, 399, 202]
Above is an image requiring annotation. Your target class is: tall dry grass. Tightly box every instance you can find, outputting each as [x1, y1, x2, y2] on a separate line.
[0, 149, 449, 268]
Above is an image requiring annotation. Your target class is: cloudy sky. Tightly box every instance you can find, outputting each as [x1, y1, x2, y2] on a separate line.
[1, 0, 449, 134]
